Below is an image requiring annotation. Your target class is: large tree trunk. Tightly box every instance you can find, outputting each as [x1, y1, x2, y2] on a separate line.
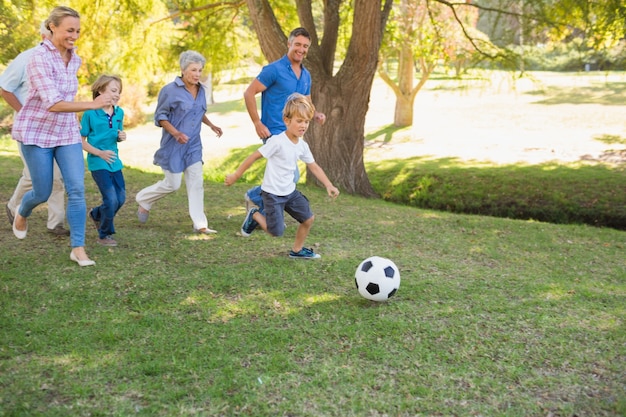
[246, 0, 392, 196]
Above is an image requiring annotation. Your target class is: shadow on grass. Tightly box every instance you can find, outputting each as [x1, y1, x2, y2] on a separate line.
[365, 155, 626, 230]
[1, 142, 624, 231]
[365, 124, 405, 144]
[527, 82, 626, 106]
[593, 134, 626, 146]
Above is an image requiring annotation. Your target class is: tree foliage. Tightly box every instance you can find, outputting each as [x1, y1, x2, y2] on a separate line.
[0, 0, 56, 62]
[75, 0, 175, 87]
[156, 0, 257, 77]
[0, 0, 176, 89]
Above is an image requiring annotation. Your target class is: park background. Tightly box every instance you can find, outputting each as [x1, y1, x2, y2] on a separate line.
[1, 1, 625, 416]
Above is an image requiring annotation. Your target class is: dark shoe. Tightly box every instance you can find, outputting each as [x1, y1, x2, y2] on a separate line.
[48, 225, 70, 236]
[96, 236, 118, 247]
[88, 208, 100, 230]
[289, 247, 321, 259]
[6, 204, 14, 226]
[241, 208, 259, 237]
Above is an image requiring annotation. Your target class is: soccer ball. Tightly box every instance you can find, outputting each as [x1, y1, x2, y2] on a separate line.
[355, 256, 400, 302]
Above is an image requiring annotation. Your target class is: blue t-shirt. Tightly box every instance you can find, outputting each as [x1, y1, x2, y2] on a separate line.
[80, 106, 125, 172]
[152, 77, 207, 173]
[257, 55, 311, 135]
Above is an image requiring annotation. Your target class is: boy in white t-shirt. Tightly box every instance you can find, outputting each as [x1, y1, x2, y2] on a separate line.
[225, 93, 339, 259]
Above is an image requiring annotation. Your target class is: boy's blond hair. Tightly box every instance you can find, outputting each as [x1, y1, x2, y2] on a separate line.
[283, 93, 315, 121]
[91, 75, 123, 99]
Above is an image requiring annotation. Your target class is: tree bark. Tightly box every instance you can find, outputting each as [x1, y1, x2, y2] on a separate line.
[246, 0, 392, 196]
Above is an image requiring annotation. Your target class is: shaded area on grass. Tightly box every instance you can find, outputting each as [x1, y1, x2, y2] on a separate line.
[527, 82, 626, 106]
[367, 156, 626, 230]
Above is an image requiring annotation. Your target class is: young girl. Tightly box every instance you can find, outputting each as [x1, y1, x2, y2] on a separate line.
[81, 75, 126, 247]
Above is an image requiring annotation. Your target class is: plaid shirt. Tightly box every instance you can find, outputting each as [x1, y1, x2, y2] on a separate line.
[12, 39, 82, 148]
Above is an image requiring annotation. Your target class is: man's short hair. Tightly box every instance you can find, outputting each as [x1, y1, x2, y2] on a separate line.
[288, 27, 311, 42]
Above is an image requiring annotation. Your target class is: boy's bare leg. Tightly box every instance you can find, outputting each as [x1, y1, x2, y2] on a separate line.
[292, 216, 314, 252]
[253, 211, 267, 232]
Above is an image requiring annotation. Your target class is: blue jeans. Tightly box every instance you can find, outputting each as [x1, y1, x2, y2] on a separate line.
[246, 185, 265, 213]
[19, 142, 86, 247]
[90, 169, 126, 238]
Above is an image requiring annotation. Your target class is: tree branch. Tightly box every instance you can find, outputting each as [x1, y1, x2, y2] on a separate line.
[152, 1, 245, 25]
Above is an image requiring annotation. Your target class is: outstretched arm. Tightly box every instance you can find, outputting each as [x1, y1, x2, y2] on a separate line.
[307, 162, 340, 198]
[224, 150, 263, 186]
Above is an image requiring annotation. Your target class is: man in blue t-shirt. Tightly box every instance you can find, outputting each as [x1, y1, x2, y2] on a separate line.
[242, 27, 326, 213]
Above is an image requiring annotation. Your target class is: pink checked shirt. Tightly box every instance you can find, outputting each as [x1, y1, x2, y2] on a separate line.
[12, 39, 82, 148]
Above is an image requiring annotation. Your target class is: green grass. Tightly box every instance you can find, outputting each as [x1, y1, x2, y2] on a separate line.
[0, 136, 624, 416]
[367, 156, 626, 229]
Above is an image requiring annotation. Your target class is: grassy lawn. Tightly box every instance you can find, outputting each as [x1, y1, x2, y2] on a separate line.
[0, 137, 624, 416]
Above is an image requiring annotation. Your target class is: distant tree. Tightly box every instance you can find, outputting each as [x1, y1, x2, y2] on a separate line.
[378, 0, 482, 127]
[475, 0, 626, 65]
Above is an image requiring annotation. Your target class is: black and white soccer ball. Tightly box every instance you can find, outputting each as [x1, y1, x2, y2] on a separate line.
[355, 256, 400, 302]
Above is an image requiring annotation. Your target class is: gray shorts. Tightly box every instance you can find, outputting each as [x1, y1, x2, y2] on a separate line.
[261, 189, 313, 237]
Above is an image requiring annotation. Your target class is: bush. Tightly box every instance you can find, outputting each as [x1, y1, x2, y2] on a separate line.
[523, 40, 626, 71]
[119, 83, 149, 129]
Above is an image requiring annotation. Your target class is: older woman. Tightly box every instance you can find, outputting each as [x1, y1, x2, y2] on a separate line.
[135, 50, 223, 234]
[11, 6, 113, 266]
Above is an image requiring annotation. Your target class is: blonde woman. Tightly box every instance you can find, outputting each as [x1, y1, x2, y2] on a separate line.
[11, 6, 114, 266]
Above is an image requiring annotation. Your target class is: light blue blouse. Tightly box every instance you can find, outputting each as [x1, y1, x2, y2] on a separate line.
[152, 76, 207, 173]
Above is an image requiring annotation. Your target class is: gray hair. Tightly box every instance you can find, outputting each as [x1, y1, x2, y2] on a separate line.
[179, 50, 206, 71]
[39, 21, 52, 38]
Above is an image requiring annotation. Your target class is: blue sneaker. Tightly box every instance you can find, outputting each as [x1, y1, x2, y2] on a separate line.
[289, 247, 321, 259]
[241, 208, 259, 237]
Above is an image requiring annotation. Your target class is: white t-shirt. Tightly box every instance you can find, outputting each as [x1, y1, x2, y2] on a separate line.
[259, 132, 315, 196]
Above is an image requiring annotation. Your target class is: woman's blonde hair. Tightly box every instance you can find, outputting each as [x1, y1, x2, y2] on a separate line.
[45, 6, 80, 33]
[283, 93, 315, 120]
